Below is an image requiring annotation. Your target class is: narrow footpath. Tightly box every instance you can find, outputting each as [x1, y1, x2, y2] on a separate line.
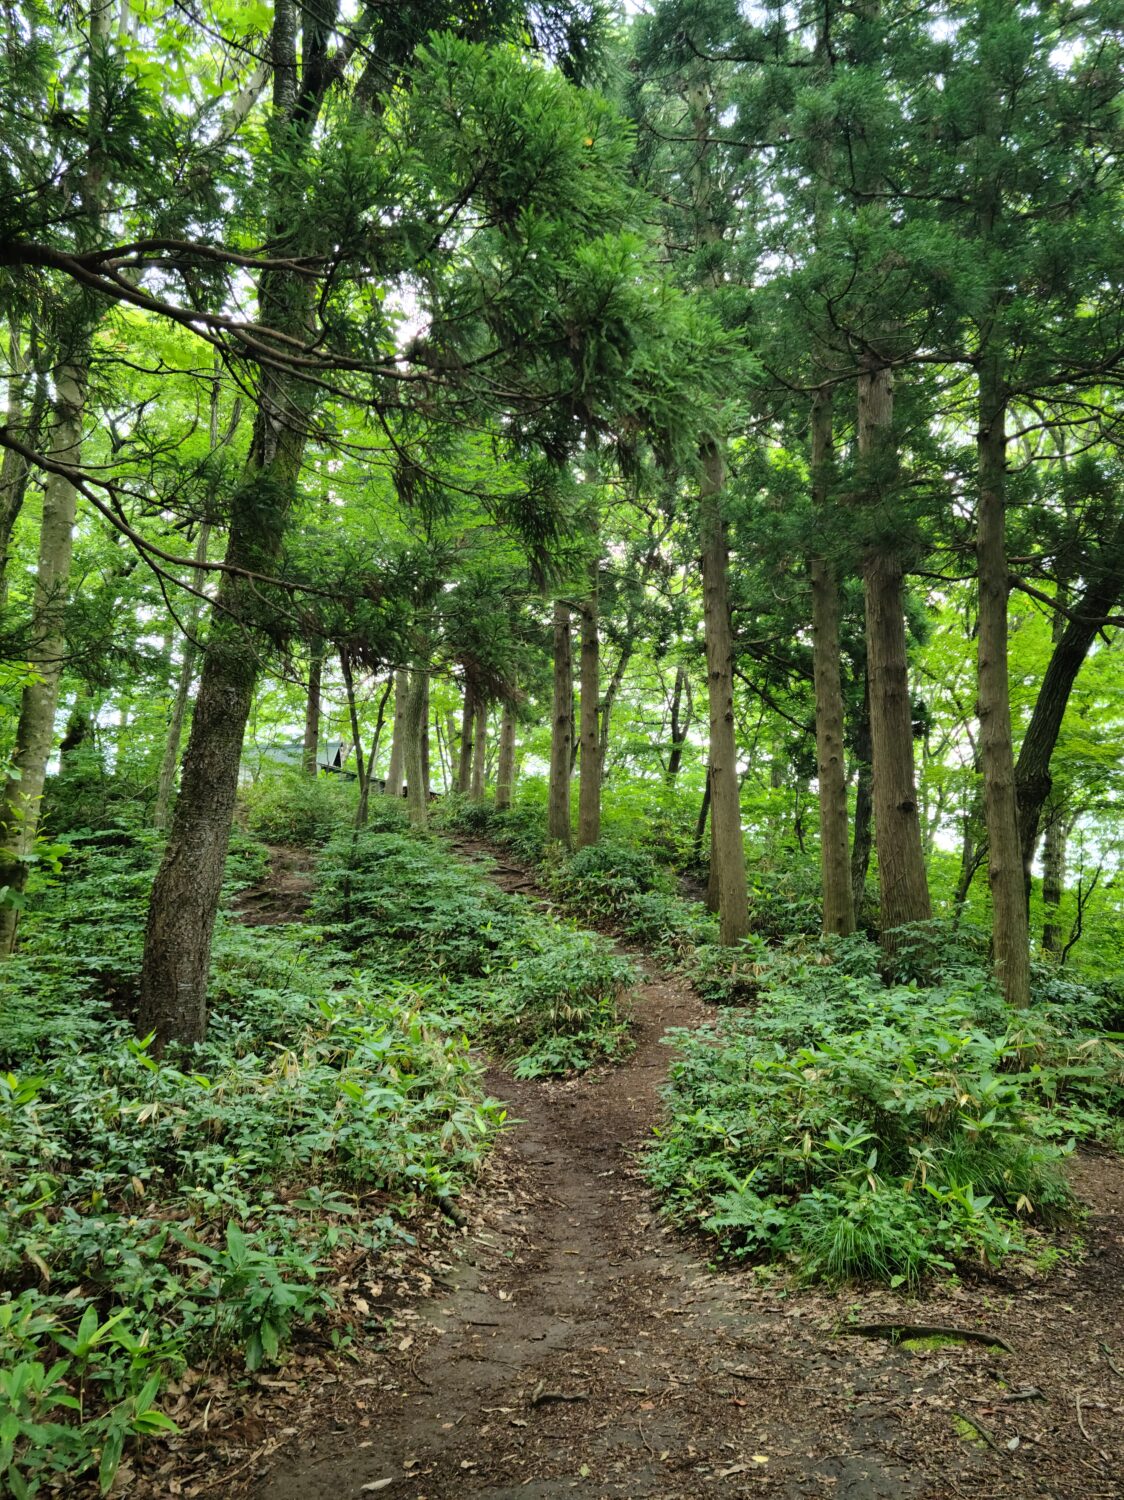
[248, 841, 1124, 1500]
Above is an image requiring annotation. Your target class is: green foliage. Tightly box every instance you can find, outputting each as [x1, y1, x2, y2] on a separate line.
[649, 937, 1079, 1286]
[0, 828, 502, 1494]
[242, 770, 360, 846]
[311, 825, 635, 1077]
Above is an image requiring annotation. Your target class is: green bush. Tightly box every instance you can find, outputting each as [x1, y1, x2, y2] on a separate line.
[648, 940, 1077, 1286]
[486, 928, 635, 1078]
[242, 770, 356, 846]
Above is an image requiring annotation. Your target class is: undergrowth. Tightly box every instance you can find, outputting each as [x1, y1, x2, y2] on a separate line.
[0, 822, 499, 1496]
[310, 825, 636, 1078]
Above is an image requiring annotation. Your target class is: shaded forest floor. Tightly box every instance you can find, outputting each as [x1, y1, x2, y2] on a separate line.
[184, 837, 1124, 1500]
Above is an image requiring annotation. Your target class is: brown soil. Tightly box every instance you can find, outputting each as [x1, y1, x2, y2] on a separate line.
[239, 839, 1124, 1500]
[234, 844, 316, 925]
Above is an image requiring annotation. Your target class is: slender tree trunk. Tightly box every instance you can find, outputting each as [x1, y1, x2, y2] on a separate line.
[665, 666, 692, 783]
[1041, 800, 1067, 957]
[0, 322, 47, 608]
[700, 441, 749, 945]
[403, 667, 428, 829]
[859, 360, 931, 958]
[302, 641, 322, 776]
[340, 649, 369, 828]
[809, 383, 854, 937]
[384, 668, 408, 796]
[849, 686, 873, 917]
[693, 776, 711, 866]
[976, 353, 1030, 1007]
[577, 585, 601, 847]
[471, 696, 487, 800]
[548, 600, 573, 846]
[456, 681, 475, 794]
[421, 673, 431, 799]
[152, 523, 212, 830]
[495, 700, 517, 810]
[597, 642, 632, 778]
[0, 357, 87, 954]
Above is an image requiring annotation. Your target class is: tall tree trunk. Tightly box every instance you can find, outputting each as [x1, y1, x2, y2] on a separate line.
[302, 641, 322, 777]
[700, 441, 749, 945]
[152, 523, 212, 830]
[859, 359, 931, 958]
[403, 667, 428, 829]
[138, 0, 335, 1047]
[597, 642, 633, 778]
[421, 673, 431, 799]
[548, 600, 573, 847]
[809, 383, 854, 937]
[976, 354, 1030, 1007]
[1041, 799, 1067, 958]
[495, 700, 517, 810]
[340, 648, 368, 828]
[849, 687, 873, 918]
[1015, 564, 1122, 890]
[456, 681, 475, 794]
[0, 356, 87, 954]
[384, 668, 408, 796]
[471, 696, 487, 800]
[0, 321, 47, 608]
[665, 666, 691, 783]
[577, 585, 601, 847]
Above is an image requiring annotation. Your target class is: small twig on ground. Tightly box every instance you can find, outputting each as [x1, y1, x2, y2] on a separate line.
[638, 1421, 655, 1457]
[1100, 1342, 1124, 1379]
[952, 1409, 1003, 1455]
[1075, 1394, 1111, 1463]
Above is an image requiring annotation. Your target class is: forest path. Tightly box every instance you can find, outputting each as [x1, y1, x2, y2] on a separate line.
[249, 837, 1124, 1500]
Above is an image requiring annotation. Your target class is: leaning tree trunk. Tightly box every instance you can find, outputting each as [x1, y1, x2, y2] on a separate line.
[976, 352, 1030, 1007]
[495, 700, 517, 810]
[577, 585, 601, 848]
[0, 320, 47, 608]
[700, 441, 749, 945]
[859, 358, 931, 960]
[471, 696, 487, 800]
[665, 665, 692, 783]
[384, 668, 408, 796]
[138, 0, 341, 1047]
[548, 600, 573, 847]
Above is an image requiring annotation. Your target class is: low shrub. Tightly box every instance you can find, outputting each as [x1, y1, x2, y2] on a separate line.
[242, 770, 356, 846]
[648, 940, 1077, 1286]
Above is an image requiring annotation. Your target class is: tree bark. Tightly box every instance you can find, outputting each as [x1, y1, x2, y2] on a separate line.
[577, 585, 601, 847]
[340, 648, 369, 827]
[456, 680, 475, 794]
[152, 523, 212, 831]
[976, 356, 1030, 1006]
[471, 695, 487, 800]
[495, 700, 517, 810]
[403, 667, 429, 829]
[548, 600, 573, 846]
[809, 382, 854, 937]
[859, 359, 931, 958]
[700, 441, 749, 945]
[0, 356, 87, 954]
[1015, 563, 1123, 891]
[1041, 800, 1067, 957]
[665, 666, 692, 783]
[384, 668, 408, 796]
[138, 0, 339, 1046]
[302, 641, 323, 777]
[0, 321, 47, 608]
[850, 689, 873, 918]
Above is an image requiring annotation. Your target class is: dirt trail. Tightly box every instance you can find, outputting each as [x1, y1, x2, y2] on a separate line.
[250, 840, 1124, 1500]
